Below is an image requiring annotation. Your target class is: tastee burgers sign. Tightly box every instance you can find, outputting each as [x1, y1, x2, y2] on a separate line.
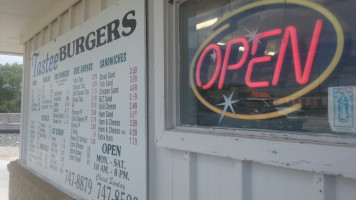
[190, 0, 344, 120]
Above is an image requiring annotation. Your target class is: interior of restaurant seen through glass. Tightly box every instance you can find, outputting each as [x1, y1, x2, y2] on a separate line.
[179, 0, 356, 136]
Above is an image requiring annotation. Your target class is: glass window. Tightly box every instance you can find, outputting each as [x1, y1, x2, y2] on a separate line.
[179, 0, 356, 136]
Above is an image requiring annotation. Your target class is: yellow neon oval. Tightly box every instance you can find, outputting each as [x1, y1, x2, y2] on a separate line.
[189, 0, 344, 120]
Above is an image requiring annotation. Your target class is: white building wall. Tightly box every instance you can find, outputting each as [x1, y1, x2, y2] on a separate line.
[153, 149, 356, 200]
[19, 0, 356, 200]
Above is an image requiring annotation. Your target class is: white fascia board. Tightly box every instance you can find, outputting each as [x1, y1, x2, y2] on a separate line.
[20, 0, 80, 44]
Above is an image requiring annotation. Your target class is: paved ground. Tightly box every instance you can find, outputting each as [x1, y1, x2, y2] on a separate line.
[0, 160, 11, 200]
[0, 132, 20, 200]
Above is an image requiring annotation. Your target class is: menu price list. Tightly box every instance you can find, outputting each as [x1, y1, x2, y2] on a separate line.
[71, 70, 91, 165]
[24, 1, 147, 199]
[29, 72, 69, 171]
[27, 61, 144, 200]
[91, 68, 140, 200]
[129, 66, 138, 146]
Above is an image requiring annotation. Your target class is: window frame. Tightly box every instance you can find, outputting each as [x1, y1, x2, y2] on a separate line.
[153, 0, 356, 179]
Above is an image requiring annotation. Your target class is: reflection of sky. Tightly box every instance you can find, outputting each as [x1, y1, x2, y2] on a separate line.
[0, 55, 23, 65]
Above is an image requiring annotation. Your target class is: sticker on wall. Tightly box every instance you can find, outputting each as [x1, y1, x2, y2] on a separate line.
[328, 87, 356, 133]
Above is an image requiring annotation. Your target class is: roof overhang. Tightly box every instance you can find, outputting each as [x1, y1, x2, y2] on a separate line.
[0, 0, 79, 55]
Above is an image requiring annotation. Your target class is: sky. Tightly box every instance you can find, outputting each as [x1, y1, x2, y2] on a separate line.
[0, 55, 23, 65]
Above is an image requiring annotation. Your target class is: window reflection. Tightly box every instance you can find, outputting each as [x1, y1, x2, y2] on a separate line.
[179, 0, 356, 136]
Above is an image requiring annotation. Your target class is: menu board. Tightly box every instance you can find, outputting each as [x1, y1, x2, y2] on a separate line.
[25, 1, 146, 199]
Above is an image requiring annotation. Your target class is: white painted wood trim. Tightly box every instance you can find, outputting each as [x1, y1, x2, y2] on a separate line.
[235, 160, 252, 200]
[19, 41, 31, 164]
[156, 129, 356, 179]
[153, 0, 356, 180]
[83, 0, 89, 21]
[100, 0, 106, 11]
[172, 151, 193, 200]
[154, 0, 166, 140]
[69, 7, 74, 30]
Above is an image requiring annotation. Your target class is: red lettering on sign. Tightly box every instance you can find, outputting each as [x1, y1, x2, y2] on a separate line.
[272, 19, 323, 85]
[196, 44, 222, 89]
[219, 37, 249, 89]
[195, 19, 323, 89]
[245, 56, 271, 88]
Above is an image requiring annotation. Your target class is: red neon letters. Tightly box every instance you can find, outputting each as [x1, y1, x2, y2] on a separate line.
[196, 44, 222, 89]
[219, 37, 249, 89]
[195, 19, 323, 89]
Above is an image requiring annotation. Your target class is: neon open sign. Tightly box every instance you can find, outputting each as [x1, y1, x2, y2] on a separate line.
[196, 19, 323, 89]
[190, 0, 344, 120]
